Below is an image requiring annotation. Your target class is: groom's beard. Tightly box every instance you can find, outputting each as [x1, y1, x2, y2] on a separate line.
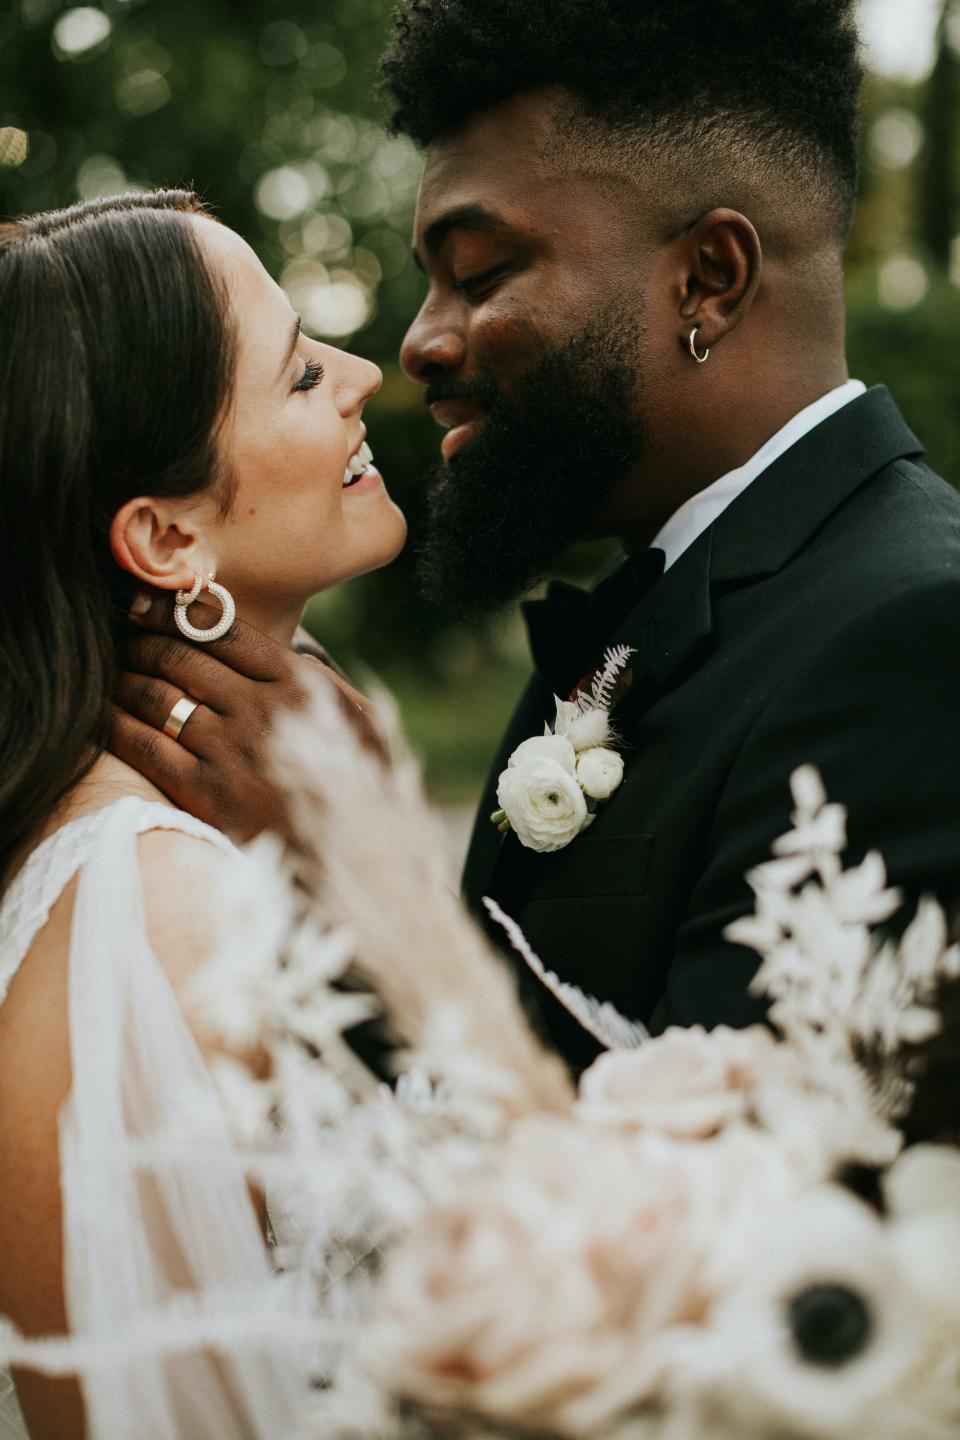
[416, 315, 650, 618]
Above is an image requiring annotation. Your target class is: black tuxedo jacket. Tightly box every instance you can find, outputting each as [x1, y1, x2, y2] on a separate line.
[462, 387, 960, 1069]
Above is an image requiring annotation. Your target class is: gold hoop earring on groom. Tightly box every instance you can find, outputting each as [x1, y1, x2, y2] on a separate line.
[174, 572, 236, 644]
[688, 326, 710, 364]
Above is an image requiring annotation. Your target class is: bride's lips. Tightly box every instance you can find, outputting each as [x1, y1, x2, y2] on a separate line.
[341, 433, 384, 496]
[430, 400, 488, 461]
[342, 464, 383, 496]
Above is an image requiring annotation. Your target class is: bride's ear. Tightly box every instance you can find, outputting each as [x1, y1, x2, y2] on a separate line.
[109, 496, 214, 592]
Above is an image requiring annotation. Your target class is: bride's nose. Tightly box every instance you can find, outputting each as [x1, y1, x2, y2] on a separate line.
[334, 351, 382, 415]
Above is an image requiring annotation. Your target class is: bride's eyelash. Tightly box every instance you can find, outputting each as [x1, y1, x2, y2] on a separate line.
[292, 358, 325, 393]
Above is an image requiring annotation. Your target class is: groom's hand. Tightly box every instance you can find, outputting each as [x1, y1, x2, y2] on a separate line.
[109, 591, 381, 841]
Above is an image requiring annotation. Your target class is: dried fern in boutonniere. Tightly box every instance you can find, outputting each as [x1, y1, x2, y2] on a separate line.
[490, 645, 636, 854]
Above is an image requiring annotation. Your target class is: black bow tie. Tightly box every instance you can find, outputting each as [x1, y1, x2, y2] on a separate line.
[523, 548, 666, 696]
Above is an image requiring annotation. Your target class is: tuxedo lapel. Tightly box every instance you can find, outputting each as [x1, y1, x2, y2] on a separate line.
[606, 386, 923, 707]
[710, 385, 923, 583]
[609, 527, 714, 707]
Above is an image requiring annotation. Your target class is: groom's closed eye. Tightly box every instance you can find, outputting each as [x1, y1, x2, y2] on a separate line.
[452, 262, 516, 302]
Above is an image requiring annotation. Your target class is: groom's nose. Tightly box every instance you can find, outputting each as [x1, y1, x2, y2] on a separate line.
[400, 305, 467, 383]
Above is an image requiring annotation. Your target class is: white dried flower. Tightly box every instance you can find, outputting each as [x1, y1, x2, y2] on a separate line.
[576, 747, 625, 801]
[554, 697, 613, 753]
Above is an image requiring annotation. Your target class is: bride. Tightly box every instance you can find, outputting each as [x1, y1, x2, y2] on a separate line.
[0, 189, 406, 1439]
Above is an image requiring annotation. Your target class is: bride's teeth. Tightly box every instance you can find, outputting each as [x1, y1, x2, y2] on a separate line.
[342, 466, 354, 486]
[359, 441, 373, 465]
[348, 452, 366, 476]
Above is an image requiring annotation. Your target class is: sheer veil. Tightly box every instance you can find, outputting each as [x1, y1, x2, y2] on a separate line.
[0, 797, 309, 1439]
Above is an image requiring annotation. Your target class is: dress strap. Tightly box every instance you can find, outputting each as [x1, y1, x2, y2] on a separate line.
[0, 799, 236, 1005]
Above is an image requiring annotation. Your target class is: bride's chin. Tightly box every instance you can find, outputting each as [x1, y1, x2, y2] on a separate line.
[352, 501, 409, 572]
[306, 509, 408, 595]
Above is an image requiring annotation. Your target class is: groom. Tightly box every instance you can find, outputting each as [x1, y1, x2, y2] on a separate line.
[113, 0, 960, 1069]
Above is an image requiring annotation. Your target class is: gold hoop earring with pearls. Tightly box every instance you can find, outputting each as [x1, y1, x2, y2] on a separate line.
[688, 326, 710, 364]
[174, 572, 236, 644]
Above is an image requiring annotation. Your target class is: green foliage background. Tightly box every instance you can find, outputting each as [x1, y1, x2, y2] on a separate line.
[2, 0, 959, 800]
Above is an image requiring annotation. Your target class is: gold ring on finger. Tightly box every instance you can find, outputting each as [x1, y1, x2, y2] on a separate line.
[162, 696, 199, 742]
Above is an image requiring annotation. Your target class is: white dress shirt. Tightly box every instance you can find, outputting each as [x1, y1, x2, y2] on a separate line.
[650, 379, 867, 571]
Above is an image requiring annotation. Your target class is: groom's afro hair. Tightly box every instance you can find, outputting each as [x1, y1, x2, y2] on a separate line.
[381, 0, 863, 236]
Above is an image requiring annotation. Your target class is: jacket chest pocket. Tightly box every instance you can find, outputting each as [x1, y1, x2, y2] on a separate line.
[527, 833, 654, 901]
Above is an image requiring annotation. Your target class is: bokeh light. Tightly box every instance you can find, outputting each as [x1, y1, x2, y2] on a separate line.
[52, 6, 112, 60]
[0, 129, 29, 168]
[280, 255, 373, 338]
[259, 21, 308, 67]
[859, 0, 941, 80]
[75, 154, 130, 199]
[116, 68, 171, 116]
[256, 163, 330, 221]
[878, 255, 930, 311]
[870, 109, 924, 171]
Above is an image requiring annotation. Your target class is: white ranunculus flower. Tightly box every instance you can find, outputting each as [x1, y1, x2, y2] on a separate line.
[507, 732, 577, 774]
[497, 755, 588, 852]
[577, 1025, 781, 1138]
[576, 746, 625, 801]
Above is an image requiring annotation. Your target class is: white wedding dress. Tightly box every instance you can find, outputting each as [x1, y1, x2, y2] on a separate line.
[0, 797, 307, 1439]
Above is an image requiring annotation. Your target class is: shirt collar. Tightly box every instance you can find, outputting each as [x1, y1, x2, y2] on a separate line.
[650, 379, 867, 572]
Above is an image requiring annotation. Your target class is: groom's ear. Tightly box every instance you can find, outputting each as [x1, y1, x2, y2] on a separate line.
[109, 496, 212, 593]
[676, 207, 763, 353]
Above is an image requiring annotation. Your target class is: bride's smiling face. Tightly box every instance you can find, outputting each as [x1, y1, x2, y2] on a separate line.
[162, 218, 406, 632]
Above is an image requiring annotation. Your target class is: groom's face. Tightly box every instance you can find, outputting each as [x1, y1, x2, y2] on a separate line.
[401, 89, 660, 617]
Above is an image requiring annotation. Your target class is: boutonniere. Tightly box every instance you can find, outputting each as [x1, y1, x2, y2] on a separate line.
[490, 645, 635, 854]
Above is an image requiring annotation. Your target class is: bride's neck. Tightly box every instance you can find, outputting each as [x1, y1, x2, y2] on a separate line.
[230, 591, 304, 647]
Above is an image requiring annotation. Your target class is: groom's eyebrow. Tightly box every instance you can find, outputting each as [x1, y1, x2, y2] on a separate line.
[414, 204, 512, 269]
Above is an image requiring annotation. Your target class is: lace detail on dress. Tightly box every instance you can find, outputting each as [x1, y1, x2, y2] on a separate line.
[0, 799, 237, 1007]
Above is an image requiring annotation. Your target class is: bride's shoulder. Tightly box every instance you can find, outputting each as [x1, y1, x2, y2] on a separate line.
[0, 759, 241, 1053]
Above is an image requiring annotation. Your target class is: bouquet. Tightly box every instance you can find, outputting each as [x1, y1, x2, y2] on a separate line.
[189, 679, 960, 1440]
[3, 676, 957, 1440]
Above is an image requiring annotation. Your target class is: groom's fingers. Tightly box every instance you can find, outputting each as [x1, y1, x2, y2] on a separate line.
[129, 592, 302, 688]
[124, 632, 261, 716]
[108, 704, 204, 801]
[116, 590, 388, 833]
[108, 703, 292, 841]
[113, 674, 218, 754]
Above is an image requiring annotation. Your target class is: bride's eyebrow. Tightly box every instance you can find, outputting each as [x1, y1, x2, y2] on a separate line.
[277, 315, 302, 378]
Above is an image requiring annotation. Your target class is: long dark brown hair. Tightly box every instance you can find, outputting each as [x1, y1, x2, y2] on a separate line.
[0, 190, 236, 884]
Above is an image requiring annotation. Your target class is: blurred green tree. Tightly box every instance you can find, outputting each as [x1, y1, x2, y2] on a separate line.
[918, 0, 960, 269]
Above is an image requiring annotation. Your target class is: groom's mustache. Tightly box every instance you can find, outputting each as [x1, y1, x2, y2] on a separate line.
[423, 375, 502, 410]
